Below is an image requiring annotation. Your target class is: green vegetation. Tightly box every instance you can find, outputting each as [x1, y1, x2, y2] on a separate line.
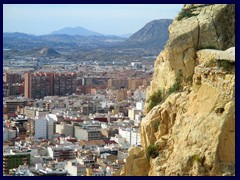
[191, 154, 202, 163]
[146, 144, 159, 160]
[154, 120, 160, 132]
[217, 59, 234, 72]
[177, 4, 213, 21]
[146, 73, 182, 113]
[168, 81, 181, 95]
[205, 59, 216, 67]
[177, 5, 199, 21]
[146, 89, 163, 113]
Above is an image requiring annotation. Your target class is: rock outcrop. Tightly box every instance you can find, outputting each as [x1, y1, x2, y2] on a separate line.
[122, 4, 235, 176]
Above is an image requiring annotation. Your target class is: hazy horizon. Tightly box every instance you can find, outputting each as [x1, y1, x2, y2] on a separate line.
[3, 4, 183, 36]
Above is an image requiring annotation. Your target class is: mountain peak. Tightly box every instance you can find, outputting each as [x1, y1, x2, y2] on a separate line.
[37, 47, 60, 57]
[50, 26, 103, 36]
[123, 19, 173, 53]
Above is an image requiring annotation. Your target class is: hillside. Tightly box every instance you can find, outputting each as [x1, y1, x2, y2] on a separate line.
[119, 4, 235, 176]
[50, 26, 103, 36]
[123, 19, 173, 53]
[37, 47, 61, 57]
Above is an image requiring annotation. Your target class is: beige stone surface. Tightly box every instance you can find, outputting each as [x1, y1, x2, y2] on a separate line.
[120, 146, 149, 176]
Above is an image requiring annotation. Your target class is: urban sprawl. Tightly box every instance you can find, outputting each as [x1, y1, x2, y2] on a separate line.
[3, 55, 154, 176]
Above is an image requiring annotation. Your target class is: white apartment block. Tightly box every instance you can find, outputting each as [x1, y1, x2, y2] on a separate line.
[136, 100, 145, 111]
[46, 114, 58, 139]
[34, 117, 47, 139]
[119, 127, 141, 146]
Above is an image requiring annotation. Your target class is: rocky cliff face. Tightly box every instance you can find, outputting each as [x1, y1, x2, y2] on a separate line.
[120, 4, 235, 176]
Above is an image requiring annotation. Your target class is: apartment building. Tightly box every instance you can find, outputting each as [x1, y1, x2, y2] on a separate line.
[128, 78, 148, 91]
[107, 78, 128, 90]
[3, 150, 31, 175]
[53, 73, 77, 96]
[24, 72, 77, 99]
[4, 99, 28, 114]
[74, 126, 102, 141]
[3, 73, 22, 84]
[55, 122, 74, 137]
[119, 127, 141, 146]
[65, 160, 86, 176]
[47, 146, 75, 160]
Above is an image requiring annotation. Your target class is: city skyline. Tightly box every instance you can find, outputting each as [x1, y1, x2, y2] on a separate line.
[3, 4, 183, 36]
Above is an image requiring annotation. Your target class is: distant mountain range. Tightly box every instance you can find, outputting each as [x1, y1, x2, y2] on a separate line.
[50, 26, 103, 36]
[3, 19, 173, 58]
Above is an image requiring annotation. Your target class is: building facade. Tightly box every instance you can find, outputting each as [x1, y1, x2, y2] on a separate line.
[3, 150, 31, 175]
[24, 72, 77, 99]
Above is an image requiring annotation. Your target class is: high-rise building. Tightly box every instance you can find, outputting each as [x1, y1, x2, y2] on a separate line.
[108, 79, 128, 89]
[24, 72, 54, 99]
[24, 72, 77, 99]
[53, 73, 77, 96]
[3, 73, 22, 84]
[128, 78, 147, 91]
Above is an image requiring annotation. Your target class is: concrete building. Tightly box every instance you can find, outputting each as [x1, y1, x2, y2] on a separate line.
[46, 114, 58, 139]
[128, 78, 145, 91]
[24, 107, 48, 119]
[55, 122, 74, 137]
[134, 88, 146, 100]
[4, 99, 28, 114]
[3, 128, 17, 141]
[53, 73, 77, 96]
[108, 78, 128, 89]
[86, 168, 105, 176]
[116, 88, 128, 102]
[136, 100, 145, 111]
[74, 126, 102, 141]
[128, 108, 142, 120]
[65, 160, 86, 176]
[3, 150, 31, 175]
[119, 127, 141, 146]
[3, 83, 24, 97]
[34, 163, 68, 176]
[24, 72, 54, 99]
[3, 73, 22, 84]
[34, 117, 47, 139]
[24, 72, 77, 99]
[110, 134, 130, 149]
[47, 146, 75, 160]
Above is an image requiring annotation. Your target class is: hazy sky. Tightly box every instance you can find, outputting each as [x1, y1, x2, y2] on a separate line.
[3, 4, 183, 36]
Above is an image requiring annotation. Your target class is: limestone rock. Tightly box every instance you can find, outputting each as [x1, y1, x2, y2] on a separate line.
[145, 4, 235, 112]
[123, 4, 235, 176]
[120, 146, 149, 176]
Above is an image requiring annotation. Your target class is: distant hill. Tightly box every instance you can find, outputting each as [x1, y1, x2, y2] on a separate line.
[50, 26, 103, 36]
[123, 19, 173, 53]
[3, 32, 35, 38]
[37, 47, 61, 57]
